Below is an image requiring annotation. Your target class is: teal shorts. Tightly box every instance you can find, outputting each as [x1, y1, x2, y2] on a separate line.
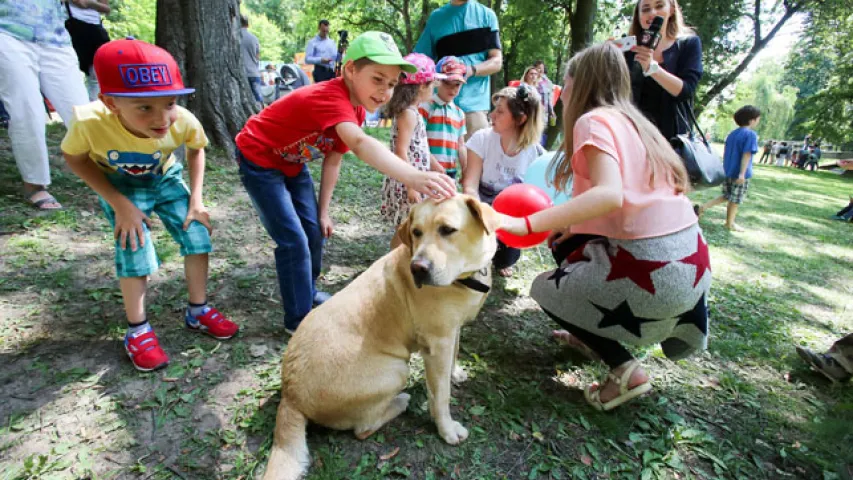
[99, 163, 212, 278]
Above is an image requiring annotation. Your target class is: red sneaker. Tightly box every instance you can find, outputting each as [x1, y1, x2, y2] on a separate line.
[124, 330, 169, 372]
[185, 307, 239, 340]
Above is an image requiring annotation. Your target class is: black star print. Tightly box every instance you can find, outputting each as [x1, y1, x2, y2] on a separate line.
[592, 300, 660, 338]
[675, 294, 708, 335]
[548, 267, 570, 288]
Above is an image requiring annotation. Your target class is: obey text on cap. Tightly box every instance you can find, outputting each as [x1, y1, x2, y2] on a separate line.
[119, 64, 173, 89]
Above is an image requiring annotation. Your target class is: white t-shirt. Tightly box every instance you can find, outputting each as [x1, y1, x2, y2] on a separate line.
[68, 4, 102, 25]
[466, 127, 544, 203]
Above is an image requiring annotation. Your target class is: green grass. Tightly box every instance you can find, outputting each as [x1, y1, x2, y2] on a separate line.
[0, 123, 851, 480]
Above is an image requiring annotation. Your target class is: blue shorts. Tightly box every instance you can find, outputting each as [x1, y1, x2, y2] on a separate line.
[99, 163, 212, 278]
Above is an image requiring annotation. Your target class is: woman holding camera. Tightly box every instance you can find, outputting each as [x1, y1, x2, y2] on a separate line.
[624, 0, 703, 141]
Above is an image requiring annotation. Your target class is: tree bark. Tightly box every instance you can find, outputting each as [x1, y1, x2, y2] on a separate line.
[155, 0, 257, 153]
[569, 0, 596, 54]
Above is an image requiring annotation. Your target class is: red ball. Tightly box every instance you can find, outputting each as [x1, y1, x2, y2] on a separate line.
[492, 183, 553, 249]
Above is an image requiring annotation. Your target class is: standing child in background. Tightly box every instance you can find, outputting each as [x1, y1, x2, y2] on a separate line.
[698, 105, 761, 231]
[775, 141, 788, 167]
[62, 39, 239, 372]
[419, 56, 468, 183]
[758, 140, 772, 164]
[381, 53, 446, 230]
[235, 33, 455, 335]
[806, 145, 819, 171]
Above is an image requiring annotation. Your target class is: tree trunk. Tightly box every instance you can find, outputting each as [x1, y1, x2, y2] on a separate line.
[569, 0, 596, 54]
[155, 0, 257, 154]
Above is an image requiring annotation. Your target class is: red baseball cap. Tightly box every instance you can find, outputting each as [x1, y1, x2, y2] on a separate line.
[94, 38, 195, 97]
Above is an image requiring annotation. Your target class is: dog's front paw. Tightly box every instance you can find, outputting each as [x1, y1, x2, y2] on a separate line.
[451, 365, 468, 384]
[438, 420, 469, 445]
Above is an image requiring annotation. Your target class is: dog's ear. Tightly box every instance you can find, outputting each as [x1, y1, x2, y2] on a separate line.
[395, 212, 413, 249]
[464, 195, 500, 235]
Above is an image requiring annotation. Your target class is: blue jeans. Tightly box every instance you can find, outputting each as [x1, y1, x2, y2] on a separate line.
[237, 150, 323, 328]
[248, 76, 263, 103]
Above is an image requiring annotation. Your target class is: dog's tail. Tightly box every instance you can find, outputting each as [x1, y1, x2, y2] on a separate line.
[262, 395, 309, 480]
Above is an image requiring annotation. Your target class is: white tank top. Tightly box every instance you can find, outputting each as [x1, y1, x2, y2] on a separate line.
[68, 4, 102, 25]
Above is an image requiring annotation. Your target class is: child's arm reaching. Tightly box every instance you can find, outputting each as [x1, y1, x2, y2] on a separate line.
[318, 151, 343, 238]
[460, 150, 482, 199]
[335, 121, 455, 199]
[64, 152, 151, 252]
[500, 146, 623, 235]
[184, 147, 212, 233]
[457, 137, 468, 174]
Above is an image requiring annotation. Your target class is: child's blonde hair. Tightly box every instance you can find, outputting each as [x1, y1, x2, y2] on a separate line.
[549, 42, 689, 194]
[491, 85, 543, 152]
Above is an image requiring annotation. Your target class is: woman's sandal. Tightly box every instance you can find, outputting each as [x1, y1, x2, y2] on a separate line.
[26, 187, 63, 210]
[584, 359, 652, 411]
[552, 330, 600, 361]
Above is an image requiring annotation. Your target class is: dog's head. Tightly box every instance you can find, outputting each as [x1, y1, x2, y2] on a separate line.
[396, 195, 500, 288]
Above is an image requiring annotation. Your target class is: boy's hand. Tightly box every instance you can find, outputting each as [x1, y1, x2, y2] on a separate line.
[320, 213, 334, 238]
[114, 203, 152, 252]
[184, 203, 213, 234]
[735, 174, 746, 185]
[407, 171, 456, 199]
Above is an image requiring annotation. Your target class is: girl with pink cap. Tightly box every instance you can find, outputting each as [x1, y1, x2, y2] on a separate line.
[380, 53, 447, 243]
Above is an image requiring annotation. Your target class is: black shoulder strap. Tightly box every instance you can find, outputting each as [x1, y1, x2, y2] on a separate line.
[64, 1, 74, 19]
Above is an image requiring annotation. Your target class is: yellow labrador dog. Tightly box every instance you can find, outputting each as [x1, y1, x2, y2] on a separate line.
[263, 195, 499, 480]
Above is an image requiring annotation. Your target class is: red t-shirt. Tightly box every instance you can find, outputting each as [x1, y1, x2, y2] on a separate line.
[236, 77, 366, 176]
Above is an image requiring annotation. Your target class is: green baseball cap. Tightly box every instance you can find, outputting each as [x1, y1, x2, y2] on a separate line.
[342, 31, 417, 73]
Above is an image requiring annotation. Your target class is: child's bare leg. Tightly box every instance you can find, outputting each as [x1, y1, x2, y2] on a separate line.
[120, 276, 148, 325]
[725, 202, 741, 230]
[185, 253, 209, 304]
[699, 195, 727, 215]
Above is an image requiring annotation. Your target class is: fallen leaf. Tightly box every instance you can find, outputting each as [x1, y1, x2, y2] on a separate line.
[379, 447, 400, 461]
[509, 431, 521, 441]
[581, 454, 593, 466]
[532, 431, 545, 443]
[163, 377, 179, 382]
[249, 344, 269, 358]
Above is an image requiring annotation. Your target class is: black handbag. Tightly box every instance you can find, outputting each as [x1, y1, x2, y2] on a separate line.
[670, 102, 725, 189]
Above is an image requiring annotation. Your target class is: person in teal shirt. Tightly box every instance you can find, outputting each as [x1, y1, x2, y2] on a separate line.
[414, 0, 502, 140]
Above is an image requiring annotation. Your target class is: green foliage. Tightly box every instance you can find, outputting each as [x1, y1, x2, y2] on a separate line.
[245, 10, 286, 63]
[707, 59, 798, 142]
[784, 7, 853, 147]
[103, 0, 156, 43]
[243, 0, 315, 61]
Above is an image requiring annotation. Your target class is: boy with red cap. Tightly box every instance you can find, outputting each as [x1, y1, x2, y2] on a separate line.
[418, 56, 469, 181]
[61, 38, 238, 372]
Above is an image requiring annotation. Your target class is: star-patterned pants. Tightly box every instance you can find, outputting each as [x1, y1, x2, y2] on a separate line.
[531, 223, 712, 362]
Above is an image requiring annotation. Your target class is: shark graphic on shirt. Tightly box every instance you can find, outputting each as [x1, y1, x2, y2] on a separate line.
[106, 150, 164, 178]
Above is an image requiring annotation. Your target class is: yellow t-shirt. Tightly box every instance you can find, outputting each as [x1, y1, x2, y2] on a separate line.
[61, 101, 209, 178]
